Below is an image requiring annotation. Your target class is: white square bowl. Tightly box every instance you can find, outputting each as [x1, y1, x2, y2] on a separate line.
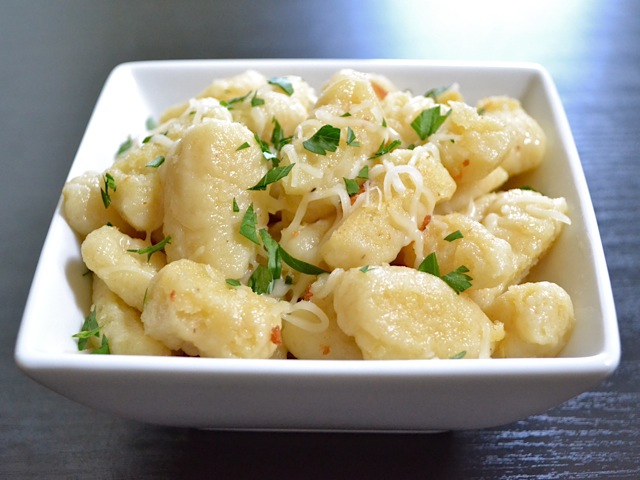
[15, 59, 619, 431]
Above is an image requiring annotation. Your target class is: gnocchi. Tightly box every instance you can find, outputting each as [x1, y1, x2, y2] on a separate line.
[63, 68, 575, 359]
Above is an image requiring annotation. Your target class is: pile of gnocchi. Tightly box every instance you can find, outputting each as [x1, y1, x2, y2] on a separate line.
[63, 69, 575, 360]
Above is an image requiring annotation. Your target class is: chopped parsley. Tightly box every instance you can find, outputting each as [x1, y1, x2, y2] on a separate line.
[145, 117, 157, 130]
[369, 139, 401, 159]
[72, 307, 110, 354]
[278, 245, 329, 275]
[359, 265, 372, 273]
[271, 118, 292, 151]
[268, 76, 294, 95]
[248, 265, 274, 295]
[232, 197, 239, 212]
[248, 163, 295, 191]
[220, 91, 251, 109]
[146, 155, 165, 168]
[225, 278, 241, 287]
[424, 85, 451, 101]
[100, 172, 116, 208]
[418, 252, 472, 294]
[357, 165, 369, 179]
[442, 266, 473, 294]
[254, 133, 278, 162]
[240, 204, 260, 245]
[450, 350, 467, 359]
[236, 141, 251, 151]
[303, 125, 341, 155]
[116, 136, 133, 157]
[251, 92, 265, 107]
[343, 177, 360, 196]
[444, 230, 464, 242]
[410, 105, 450, 141]
[127, 235, 172, 262]
[346, 127, 360, 147]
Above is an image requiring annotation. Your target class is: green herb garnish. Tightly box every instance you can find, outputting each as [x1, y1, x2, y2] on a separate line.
[410, 105, 450, 141]
[146, 155, 165, 168]
[225, 278, 241, 287]
[232, 197, 240, 213]
[100, 172, 116, 208]
[251, 92, 265, 107]
[303, 125, 341, 155]
[442, 265, 473, 294]
[424, 85, 451, 101]
[127, 236, 172, 262]
[248, 164, 295, 191]
[343, 177, 361, 196]
[116, 136, 133, 157]
[254, 133, 278, 162]
[444, 230, 464, 242]
[450, 350, 467, 359]
[268, 76, 294, 96]
[369, 139, 401, 159]
[221, 91, 252, 109]
[346, 127, 361, 147]
[240, 204, 260, 245]
[271, 118, 292, 151]
[145, 117, 157, 130]
[236, 141, 251, 151]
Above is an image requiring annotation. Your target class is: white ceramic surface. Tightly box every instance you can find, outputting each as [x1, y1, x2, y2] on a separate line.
[15, 59, 620, 431]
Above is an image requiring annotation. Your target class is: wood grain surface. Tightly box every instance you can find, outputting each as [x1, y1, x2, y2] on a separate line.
[1, 1, 638, 478]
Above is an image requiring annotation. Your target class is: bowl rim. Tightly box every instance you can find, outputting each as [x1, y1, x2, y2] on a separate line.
[15, 58, 621, 380]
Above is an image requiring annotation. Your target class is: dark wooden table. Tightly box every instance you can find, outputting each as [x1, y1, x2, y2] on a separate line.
[2, 1, 639, 478]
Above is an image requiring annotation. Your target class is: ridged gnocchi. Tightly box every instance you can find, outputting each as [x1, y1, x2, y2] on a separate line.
[63, 68, 574, 360]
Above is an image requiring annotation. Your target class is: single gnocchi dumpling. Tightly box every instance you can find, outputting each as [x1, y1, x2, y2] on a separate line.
[486, 282, 575, 358]
[282, 275, 362, 360]
[432, 101, 514, 186]
[476, 96, 546, 177]
[320, 145, 456, 269]
[465, 188, 571, 309]
[141, 259, 288, 358]
[62, 171, 133, 237]
[419, 212, 518, 291]
[161, 120, 270, 279]
[280, 69, 388, 196]
[89, 276, 172, 355]
[332, 265, 504, 359]
[81, 225, 166, 312]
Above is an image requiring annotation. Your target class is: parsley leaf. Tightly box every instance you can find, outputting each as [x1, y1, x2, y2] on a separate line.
[357, 165, 369, 179]
[254, 133, 278, 162]
[268, 76, 294, 95]
[127, 236, 172, 262]
[417, 252, 472, 294]
[369, 139, 401, 159]
[236, 141, 250, 151]
[240, 204, 260, 245]
[259, 228, 282, 281]
[343, 177, 361, 196]
[359, 265, 371, 273]
[442, 265, 473, 294]
[100, 173, 116, 208]
[251, 92, 265, 107]
[146, 155, 165, 168]
[303, 125, 341, 155]
[145, 117, 157, 130]
[248, 265, 274, 295]
[116, 136, 133, 157]
[450, 350, 467, 359]
[220, 91, 251, 109]
[271, 118, 292, 151]
[92, 335, 110, 354]
[232, 197, 240, 212]
[346, 127, 360, 147]
[225, 278, 241, 287]
[424, 85, 451, 100]
[72, 307, 99, 351]
[411, 105, 451, 141]
[278, 246, 329, 275]
[417, 252, 440, 277]
[248, 164, 295, 191]
[444, 230, 464, 242]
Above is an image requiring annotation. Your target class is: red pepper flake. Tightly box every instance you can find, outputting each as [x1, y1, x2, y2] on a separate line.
[270, 326, 282, 345]
[419, 215, 432, 231]
[371, 81, 388, 100]
[302, 284, 313, 301]
[462, 159, 470, 167]
[321, 344, 331, 356]
[169, 290, 176, 301]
